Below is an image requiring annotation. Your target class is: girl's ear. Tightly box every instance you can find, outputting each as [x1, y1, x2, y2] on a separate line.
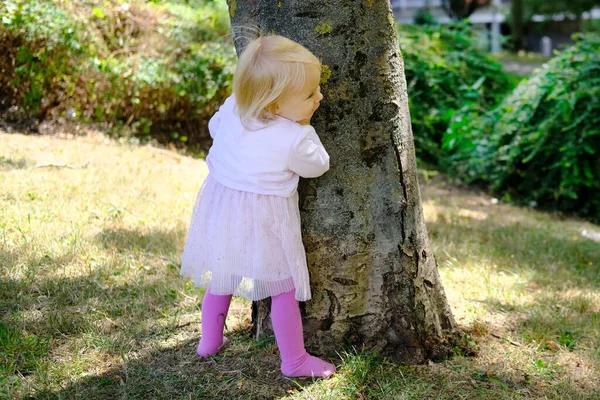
[266, 102, 279, 114]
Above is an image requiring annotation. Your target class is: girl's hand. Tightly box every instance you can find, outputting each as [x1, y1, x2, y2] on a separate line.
[296, 118, 311, 126]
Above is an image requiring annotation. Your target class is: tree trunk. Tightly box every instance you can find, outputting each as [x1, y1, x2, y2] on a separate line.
[229, 0, 459, 363]
[441, 0, 490, 20]
[511, 0, 524, 52]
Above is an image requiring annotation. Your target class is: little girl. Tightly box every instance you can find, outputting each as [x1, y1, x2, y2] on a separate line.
[180, 35, 335, 378]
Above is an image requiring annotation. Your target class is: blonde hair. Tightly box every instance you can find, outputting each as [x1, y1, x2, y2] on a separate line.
[232, 35, 321, 126]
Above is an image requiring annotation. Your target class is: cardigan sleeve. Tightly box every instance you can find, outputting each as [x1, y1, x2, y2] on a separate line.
[288, 125, 330, 178]
[208, 110, 221, 139]
[208, 95, 235, 139]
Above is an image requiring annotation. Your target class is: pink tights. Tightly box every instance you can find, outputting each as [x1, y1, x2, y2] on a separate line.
[196, 288, 231, 357]
[197, 288, 335, 378]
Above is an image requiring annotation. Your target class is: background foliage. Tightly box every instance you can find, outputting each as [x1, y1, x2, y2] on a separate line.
[398, 22, 519, 165]
[525, 0, 599, 19]
[0, 0, 235, 149]
[444, 34, 600, 222]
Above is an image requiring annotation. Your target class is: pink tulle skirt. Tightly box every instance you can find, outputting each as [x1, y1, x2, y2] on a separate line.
[180, 175, 311, 301]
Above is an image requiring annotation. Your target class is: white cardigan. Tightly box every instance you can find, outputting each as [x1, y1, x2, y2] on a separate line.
[206, 96, 330, 197]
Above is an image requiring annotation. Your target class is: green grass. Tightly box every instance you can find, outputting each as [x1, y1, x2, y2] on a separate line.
[1, 130, 599, 399]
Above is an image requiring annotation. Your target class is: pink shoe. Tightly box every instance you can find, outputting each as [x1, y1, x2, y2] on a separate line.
[281, 353, 336, 378]
[197, 336, 229, 358]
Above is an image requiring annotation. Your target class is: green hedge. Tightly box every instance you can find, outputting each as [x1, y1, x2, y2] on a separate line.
[0, 0, 235, 150]
[398, 23, 518, 165]
[445, 34, 600, 221]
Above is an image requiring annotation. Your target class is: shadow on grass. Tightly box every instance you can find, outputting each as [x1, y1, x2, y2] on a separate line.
[29, 332, 299, 400]
[0, 248, 82, 316]
[95, 227, 186, 255]
[411, 358, 598, 400]
[0, 241, 314, 398]
[4, 243, 598, 399]
[0, 232, 306, 399]
[0, 274, 22, 316]
[3, 260, 198, 341]
[29, 340, 600, 400]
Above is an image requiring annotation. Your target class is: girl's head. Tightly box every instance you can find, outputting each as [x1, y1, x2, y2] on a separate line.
[232, 35, 323, 125]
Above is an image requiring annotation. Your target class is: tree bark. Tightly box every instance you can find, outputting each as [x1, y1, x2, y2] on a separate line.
[228, 0, 459, 363]
[511, 0, 524, 52]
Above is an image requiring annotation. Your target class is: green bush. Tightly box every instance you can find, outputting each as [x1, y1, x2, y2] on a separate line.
[398, 23, 518, 165]
[0, 0, 89, 116]
[445, 34, 600, 221]
[0, 0, 235, 150]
